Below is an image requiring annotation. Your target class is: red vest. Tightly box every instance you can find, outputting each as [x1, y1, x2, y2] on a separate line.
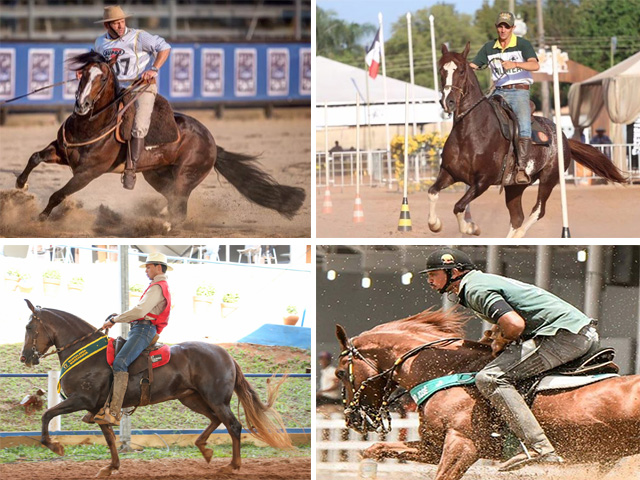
[137, 280, 171, 334]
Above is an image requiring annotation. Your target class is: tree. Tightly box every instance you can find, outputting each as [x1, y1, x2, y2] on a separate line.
[316, 7, 376, 67]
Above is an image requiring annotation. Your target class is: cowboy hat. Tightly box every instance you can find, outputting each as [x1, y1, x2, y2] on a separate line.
[94, 5, 132, 24]
[140, 252, 174, 271]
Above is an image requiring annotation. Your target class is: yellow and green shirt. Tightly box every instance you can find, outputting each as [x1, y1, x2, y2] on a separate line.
[471, 35, 537, 87]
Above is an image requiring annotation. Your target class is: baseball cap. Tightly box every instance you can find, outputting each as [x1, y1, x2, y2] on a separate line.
[495, 11, 515, 27]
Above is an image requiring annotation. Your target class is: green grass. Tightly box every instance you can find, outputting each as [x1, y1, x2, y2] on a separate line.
[0, 443, 311, 464]
[0, 343, 311, 432]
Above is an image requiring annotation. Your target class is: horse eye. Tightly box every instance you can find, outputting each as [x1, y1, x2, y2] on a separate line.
[335, 370, 345, 379]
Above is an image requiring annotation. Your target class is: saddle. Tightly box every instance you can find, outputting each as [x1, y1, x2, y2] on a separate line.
[115, 91, 181, 148]
[106, 335, 171, 406]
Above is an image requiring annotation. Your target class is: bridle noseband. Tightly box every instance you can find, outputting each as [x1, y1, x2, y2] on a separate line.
[339, 337, 462, 434]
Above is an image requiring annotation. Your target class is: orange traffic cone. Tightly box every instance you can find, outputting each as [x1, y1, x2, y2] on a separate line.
[353, 194, 364, 223]
[322, 188, 333, 214]
[397, 197, 412, 231]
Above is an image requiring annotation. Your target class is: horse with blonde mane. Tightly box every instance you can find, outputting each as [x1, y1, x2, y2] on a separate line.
[335, 309, 640, 480]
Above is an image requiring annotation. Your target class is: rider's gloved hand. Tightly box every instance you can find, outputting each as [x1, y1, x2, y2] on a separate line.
[102, 313, 118, 329]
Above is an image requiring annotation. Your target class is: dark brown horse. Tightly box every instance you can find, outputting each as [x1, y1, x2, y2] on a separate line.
[19, 300, 292, 478]
[431, 43, 627, 237]
[15, 52, 305, 223]
[335, 309, 640, 480]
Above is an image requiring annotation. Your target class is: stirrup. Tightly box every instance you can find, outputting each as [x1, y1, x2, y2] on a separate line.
[499, 450, 564, 472]
[122, 170, 136, 190]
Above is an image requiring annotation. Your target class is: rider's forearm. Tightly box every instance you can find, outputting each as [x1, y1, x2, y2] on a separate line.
[152, 49, 171, 71]
[515, 60, 539, 72]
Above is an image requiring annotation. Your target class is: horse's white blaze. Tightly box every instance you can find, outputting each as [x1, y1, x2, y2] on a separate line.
[442, 61, 457, 106]
[77, 66, 102, 106]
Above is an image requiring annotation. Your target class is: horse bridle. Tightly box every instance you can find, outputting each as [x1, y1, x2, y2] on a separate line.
[339, 336, 462, 434]
[28, 307, 105, 361]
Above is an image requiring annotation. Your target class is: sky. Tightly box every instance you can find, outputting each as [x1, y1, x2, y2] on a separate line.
[318, 0, 487, 39]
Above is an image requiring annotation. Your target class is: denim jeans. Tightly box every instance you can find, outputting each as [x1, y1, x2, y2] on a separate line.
[494, 88, 532, 138]
[112, 322, 157, 373]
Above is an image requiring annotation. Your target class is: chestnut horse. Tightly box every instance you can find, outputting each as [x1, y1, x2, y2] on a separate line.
[431, 43, 627, 238]
[15, 52, 305, 223]
[335, 309, 640, 480]
[19, 300, 292, 478]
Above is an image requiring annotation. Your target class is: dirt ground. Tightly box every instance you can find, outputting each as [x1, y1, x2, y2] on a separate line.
[0, 108, 310, 238]
[1, 457, 311, 480]
[317, 183, 640, 238]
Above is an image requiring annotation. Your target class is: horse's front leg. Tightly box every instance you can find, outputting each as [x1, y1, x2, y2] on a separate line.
[363, 440, 440, 463]
[96, 424, 120, 478]
[39, 168, 102, 220]
[39, 396, 86, 456]
[434, 429, 479, 480]
[428, 168, 455, 233]
[452, 179, 492, 236]
[16, 140, 65, 190]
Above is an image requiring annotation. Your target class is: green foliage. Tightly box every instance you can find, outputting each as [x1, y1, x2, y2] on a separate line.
[316, 7, 376, 66]
[195, 283, 215, 297]
[68, 276, 84, 287]
[0, 343, 310, 433]
[286, 305, 298, 315]
[222, 293, 240, 304]
[0, 443, 310, 463]
[6, 269, 29, 280]
[42, 269, 61, 280]
[129, 283, 144, 293]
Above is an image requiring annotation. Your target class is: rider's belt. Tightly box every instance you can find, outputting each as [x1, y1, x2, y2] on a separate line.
[497, 84, 530, 90]
[132, 319, 152, 325]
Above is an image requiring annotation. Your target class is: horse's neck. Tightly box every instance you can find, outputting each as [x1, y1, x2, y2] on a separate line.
[394, 341, 490, 389]
[45, 311, 99, 365]
[456, 73, 485, 117]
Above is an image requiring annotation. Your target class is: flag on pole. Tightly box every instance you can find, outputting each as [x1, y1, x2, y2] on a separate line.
[365, 28, 381, 79]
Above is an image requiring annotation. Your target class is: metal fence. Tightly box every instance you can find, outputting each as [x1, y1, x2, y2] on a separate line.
[316, 143, 640, 190]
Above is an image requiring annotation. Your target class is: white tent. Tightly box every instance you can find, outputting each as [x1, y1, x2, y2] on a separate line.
[568, 50, 640, 168]
[315, 56, 442, 128]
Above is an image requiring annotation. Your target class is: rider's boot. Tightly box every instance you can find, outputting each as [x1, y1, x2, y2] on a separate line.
[515, 136, 532, 185]
[488, 387, 564, 471]
[94, 371, 129, 426]
[122, 136, 144, 190]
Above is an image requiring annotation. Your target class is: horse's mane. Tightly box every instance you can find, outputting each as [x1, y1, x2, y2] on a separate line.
[362, 308, 467, 341]
[69, 51, 108, 71]
[43, 308, 96, 333]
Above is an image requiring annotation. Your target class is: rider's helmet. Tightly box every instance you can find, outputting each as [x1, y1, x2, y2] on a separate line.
[419, 248, 476, 294]
[419, 248, 475, 274]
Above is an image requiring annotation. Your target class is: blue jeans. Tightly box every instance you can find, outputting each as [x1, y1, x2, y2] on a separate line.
[112, 323, 157, 373]
[494, 88, 532, 138]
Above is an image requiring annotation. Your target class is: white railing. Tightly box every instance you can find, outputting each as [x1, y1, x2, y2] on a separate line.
[316, 412, 421, 464]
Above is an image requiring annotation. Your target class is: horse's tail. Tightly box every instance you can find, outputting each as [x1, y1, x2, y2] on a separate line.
[568, 139, 628, 183]
[233, 361, 293, 449]
[214, 146, 305, 219]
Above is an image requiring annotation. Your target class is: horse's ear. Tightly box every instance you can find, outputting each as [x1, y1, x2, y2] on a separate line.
[462, 41, 471, 59]
[336, 324, 349, 350]
[441, 43, 449, 55]
[107, 56, 118, 68]
[24, 299, 36, 313]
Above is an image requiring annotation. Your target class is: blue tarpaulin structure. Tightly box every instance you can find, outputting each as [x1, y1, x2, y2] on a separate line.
[238, 324, 310, 350]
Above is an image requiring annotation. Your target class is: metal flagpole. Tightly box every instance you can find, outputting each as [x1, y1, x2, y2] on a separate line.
[429, 14, 441, 134]
[322, 103, 333, 213]
[353, 94, 364, 222]
[406, 12, 417, 136]
[378, 13, 393, 190]
[118, 245, 132, 451]
[552, 45, 571, 237]
[397, 84, 412, 231]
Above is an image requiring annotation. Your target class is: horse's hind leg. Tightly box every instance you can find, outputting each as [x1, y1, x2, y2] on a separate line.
[209, 403, 243, 473]
[16, 141, 65, 190]
[179, 393, 222, 464]
[504, 185, 527, 237]
[428, 169, 456, 232]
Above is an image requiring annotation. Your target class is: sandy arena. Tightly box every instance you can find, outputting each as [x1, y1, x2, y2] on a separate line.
[1, 457, 310, 480]
[316, 183, 640, 238]
[0, 109, 310, 238]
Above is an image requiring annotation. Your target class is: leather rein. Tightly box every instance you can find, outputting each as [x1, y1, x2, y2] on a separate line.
[339, 337, 462, 434]
[29, 307, 107, 361]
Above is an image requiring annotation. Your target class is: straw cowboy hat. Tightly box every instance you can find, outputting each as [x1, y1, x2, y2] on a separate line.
[140, 253, 174, 271]
[95, 5, 133, 24]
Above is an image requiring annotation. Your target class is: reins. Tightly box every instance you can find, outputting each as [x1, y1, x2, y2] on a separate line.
[340, 336, 462, 434]
[30, 308, 108, 360]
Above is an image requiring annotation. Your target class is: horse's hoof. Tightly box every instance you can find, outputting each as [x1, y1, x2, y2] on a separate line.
[218, 464, 236, 474]
[50, 442, 65, 456]
[38, 212, 48, 222]
[470, 224, 481, 236]
[202, 447, 213, 463]
[15, 182, 28, 191]
[163, 221, 172, 232]
[428, 218, 442, 232]
[95, 466, 115, 478]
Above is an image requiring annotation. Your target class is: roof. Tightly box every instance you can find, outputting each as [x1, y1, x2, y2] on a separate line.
[316, 56, 440, 105]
